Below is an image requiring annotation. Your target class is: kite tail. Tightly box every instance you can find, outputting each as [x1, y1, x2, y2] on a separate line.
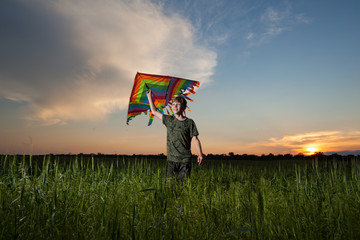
[169, 106, 174, 116]
[148, 111, 155, 126]
[188, 88, 196, 94]
[183, 95, 194, 102]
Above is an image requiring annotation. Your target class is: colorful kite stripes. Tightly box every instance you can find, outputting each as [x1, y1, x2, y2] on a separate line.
[127, 72, 200, 125]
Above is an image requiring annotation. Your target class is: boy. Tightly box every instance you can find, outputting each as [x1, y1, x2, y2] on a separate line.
[146, 89, 204, 180]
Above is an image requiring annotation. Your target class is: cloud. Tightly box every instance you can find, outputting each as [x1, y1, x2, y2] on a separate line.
[326, 150, 360, 156]
[261, 7, 283, 23]
[248, 131, 360, 154]
[0, 0, 216, 125]
[246, 32, 254, 40]
[246, 5, 311, 47]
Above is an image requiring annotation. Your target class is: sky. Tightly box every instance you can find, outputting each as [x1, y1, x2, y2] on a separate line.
[1, 0, 359, 156]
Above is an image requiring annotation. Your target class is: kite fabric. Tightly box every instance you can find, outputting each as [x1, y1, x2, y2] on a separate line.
[127, 72, 200, 126]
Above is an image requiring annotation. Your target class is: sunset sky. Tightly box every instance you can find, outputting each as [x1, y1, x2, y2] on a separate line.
[1, 0, 359, 156]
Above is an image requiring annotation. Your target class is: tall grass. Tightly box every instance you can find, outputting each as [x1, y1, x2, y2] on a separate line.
[0, 155, 359, 239]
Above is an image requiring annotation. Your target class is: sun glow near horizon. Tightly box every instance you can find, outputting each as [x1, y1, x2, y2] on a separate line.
[306, 147, 319, 155]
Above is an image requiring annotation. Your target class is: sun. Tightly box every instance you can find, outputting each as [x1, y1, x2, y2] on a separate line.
[306, 147, 317, 155]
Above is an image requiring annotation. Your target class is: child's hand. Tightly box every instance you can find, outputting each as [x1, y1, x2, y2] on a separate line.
[197, 154, 204, 166]
[146, 89, 152, 97]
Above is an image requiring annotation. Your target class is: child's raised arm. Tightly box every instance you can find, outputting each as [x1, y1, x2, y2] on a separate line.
[146, 89, 163, 120]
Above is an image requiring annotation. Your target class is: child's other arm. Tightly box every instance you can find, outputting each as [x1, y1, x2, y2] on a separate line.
[192, 136, 204, 166]
[146, 89, 163, 120]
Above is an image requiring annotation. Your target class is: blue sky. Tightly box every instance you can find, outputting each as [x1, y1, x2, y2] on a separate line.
[1, 0, 359, 155]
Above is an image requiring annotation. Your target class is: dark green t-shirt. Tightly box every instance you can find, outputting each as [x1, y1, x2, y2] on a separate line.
[162, 115, 199, 163]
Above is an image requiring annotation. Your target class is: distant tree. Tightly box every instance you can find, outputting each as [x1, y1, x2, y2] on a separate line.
[206, 153, 214, 159]
[314, 152, 324, 156]
[313, 152, 325, 160]
[295, 153, 305, 159]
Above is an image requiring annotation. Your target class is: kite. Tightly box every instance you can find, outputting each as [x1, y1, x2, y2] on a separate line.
[126, 72, 200, 125]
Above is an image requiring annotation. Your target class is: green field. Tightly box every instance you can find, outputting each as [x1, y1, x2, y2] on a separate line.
[1, 155, 359, 239]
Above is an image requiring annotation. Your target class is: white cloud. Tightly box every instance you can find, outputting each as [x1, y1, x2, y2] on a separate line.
[247, 5, 311, 47]
[261, 7, 282, 23]
[246, 32, 254, 40]
[296, 14, 313, 24]
[0, 0, 216, 124]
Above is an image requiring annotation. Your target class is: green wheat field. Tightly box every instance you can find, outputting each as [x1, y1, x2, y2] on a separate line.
[1, 154, 359, 239]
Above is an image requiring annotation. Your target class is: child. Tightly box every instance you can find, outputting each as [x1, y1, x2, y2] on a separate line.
[146, 89, 204, 180]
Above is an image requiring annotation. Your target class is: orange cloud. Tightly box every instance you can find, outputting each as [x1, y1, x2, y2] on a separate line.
[247, 130, 360, 154]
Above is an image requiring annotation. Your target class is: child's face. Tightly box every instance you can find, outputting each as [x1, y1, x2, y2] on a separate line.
[172, 101, 183, 114]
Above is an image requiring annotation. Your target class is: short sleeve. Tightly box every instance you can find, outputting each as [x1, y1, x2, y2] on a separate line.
[162, 114, 171, 126]
[190, 120, 199, 138]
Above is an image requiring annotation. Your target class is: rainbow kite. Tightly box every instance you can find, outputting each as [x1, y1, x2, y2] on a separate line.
[127, 72, 200, 125]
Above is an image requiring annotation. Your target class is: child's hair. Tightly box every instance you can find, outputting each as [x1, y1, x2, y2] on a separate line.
[173, 96, 187, 111]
